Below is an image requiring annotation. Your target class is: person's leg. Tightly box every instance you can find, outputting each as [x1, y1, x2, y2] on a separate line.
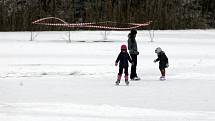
[117, 67, 123, 81]
[162, 69, 165, 77]
[133, 54, 137, 77]
[124, 67, 128, 80]
[116, 67, 123, 85]
[130, 54, 137, 79]
[159, 68, 166, 80]
[159, 68, 165, 77]
[124, 67, 129, 85]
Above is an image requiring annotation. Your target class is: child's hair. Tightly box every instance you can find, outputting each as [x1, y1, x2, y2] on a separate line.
[130, 29, 137, 35]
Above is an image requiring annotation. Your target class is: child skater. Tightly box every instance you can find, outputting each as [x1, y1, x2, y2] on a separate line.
[154, 47, 169, 80]
[115, 44, 133, 85]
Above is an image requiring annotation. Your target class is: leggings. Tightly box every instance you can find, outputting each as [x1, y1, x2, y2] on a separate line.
[118, 66, 128, 76]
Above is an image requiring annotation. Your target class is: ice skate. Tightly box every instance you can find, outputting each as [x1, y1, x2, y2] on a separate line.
[115, 80, 120, 85]
[134, 76, 141, 80]
[160, 76, 166, 81]
[115, 75, 122, 85]
[125, 80, 129, 85]
[125, 75, 129, 85]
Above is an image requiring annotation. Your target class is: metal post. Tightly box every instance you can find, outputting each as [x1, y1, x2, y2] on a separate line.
[104, 31, 107, 40]
[149, 30, 155, 42]
[68, 31, 71, 42]
[30, 31, 33, 41]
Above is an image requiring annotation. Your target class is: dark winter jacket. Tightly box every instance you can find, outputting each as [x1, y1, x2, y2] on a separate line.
[116, 52, 133, 68]
[128, 33, 139, 55]
[155, 51, 169, 69]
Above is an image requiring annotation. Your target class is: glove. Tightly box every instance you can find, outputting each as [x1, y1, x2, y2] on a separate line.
[115, 62, 118, 66]
[134, 51, 139, 55]
[153, 59, 157, 63]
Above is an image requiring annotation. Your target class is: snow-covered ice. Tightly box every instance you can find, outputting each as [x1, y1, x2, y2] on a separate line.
[0, 30, 215, 121]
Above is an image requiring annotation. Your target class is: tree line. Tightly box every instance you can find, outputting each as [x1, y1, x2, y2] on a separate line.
[0, 0, 214, 31]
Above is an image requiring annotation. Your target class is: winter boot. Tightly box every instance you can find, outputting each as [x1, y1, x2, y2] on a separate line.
[125, 75, 129, 85]
[115, 75, 122, 85]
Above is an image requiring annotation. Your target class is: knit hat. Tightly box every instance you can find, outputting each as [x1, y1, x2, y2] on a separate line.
[121, 44, 127, 50]
[155, 47, 162, 53]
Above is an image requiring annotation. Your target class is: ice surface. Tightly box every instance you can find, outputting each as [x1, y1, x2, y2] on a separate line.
[0, 30, 215, 121]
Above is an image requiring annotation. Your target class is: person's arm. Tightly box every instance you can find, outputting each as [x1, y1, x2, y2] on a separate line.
[154, 55, 160, 63]
[164, 54, 168, 64]
[128, 38, 135, 54]
[128, 38, 132, 50]
[154, 58, 159, 62]
[127, 53, 133, 63]
[163, 53, 169, 67]
[115, 53, 121, 65]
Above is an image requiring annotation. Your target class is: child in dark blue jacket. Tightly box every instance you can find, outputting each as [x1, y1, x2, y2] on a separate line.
[154, 47, 169, 80]
[115, 45, 133, 85]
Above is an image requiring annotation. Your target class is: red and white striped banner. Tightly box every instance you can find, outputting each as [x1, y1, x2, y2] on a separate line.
[32, 17, 152, 30]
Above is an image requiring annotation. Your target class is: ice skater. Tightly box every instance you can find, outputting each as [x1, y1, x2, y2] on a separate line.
[115, 44, 133, 85]
[128, 29, 140, 80]
[153, 47, 169, 80]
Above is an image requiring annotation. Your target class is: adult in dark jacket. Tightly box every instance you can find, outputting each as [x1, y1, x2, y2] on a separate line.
[154, 47, 169, 80]
[115, 45, 133, 85]
[127, 29, 140, 80]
